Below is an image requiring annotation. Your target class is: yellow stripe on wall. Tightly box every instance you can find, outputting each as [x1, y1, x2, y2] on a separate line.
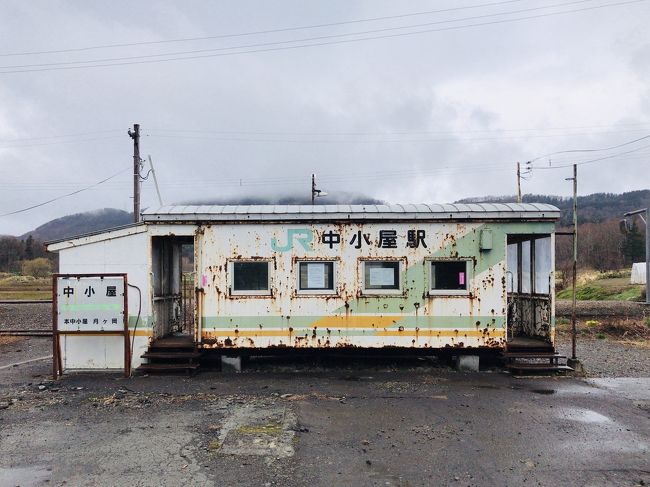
[310, 315, 400, 329]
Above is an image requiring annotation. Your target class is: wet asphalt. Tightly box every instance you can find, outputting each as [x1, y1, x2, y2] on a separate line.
[0, 347, 649, 487]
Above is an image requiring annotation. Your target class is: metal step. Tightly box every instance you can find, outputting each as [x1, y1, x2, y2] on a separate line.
[141, 351, 202, 360]
[138, 363, 200, 372]
[149, 336, 195, 349]
[507, 363, 573, 372]
[503, 352, 567, 359]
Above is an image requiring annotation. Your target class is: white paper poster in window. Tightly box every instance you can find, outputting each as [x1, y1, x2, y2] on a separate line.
[306, 263, 326, 288]
[369, 267, 395, 286]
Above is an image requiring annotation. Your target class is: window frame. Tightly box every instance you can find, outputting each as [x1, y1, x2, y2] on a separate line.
[228, 258, 273, 297]
[359, 258, 406, 296]
[426, 258, 472, 297]
[295, 258, 338, 296]
[506, 234, 553, 296]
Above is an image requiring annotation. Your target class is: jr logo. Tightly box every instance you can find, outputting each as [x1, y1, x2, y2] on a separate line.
[271, 228, 314, 252]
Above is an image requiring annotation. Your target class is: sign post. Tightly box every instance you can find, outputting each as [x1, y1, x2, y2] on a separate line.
[52, 273, 130, 379]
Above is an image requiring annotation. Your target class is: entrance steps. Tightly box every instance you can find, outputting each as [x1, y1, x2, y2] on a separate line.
[138, 335, 202, 375]
[502, 339, 573, 374]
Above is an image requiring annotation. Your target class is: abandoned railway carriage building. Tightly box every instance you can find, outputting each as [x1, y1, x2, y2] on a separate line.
[47, 203, 560, 372]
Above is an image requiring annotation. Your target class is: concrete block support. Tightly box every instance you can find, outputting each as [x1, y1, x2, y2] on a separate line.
[221, 355, 242, 373]
[456, 355, 480, 372]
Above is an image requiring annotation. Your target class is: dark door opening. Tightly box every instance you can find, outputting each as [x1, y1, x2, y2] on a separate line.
[506, 234, 553, 344]
[152, 236, 195, 339]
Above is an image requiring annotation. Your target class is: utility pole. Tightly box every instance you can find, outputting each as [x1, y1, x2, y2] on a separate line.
[128, 123, 141, 223]
[566, 164, 578, 362]
[623, 207, 650, 305]
[516, 162, 522, 203]
[311, 174, 328, 205]
[646, 208, 649, 305]
[148, 155, 163, 207]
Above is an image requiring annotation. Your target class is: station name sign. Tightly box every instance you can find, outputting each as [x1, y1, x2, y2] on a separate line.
[271, 228, 427, 252]
[56, 276, 126, 332]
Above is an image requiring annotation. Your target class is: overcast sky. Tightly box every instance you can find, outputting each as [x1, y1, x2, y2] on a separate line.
[0, 0, 649, 236]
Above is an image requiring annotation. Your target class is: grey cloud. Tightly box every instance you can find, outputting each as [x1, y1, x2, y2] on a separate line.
[0, 0, 649, 235]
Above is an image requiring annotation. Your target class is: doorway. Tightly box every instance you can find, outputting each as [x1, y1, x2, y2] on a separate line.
[506, 235, 553, 344]
[151, 236, 195, 340]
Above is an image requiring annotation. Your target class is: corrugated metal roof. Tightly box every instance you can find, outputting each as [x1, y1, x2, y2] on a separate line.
[141, 203, 560, 222]
[46, 223, 147, 250]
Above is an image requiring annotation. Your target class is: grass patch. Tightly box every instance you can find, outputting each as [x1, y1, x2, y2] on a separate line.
[557, 270, 644, 301]
[0, 274, 51, 300]
[237, 422, 283, 435]
[0, 290, 52, 300]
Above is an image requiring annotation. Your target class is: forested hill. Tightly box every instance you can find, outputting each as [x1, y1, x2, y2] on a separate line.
[456, 190, 650, 226]
[21, 208, 132, 242]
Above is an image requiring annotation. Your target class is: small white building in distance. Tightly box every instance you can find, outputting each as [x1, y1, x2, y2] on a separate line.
[631, 262, 647, 284]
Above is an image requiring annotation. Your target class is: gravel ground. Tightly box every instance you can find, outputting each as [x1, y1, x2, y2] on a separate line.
[0, 303, 51, 331]
[555, 334, 650, 378]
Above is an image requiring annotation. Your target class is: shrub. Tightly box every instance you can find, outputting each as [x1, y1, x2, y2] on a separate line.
[21, 258, 52, 278]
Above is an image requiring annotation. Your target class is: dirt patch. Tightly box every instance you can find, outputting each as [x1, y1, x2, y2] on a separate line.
[208, 400, 297, 461]
[556, 316, 650, 341]
[556, 299, 649, 318]
[0, 336, 22, 346]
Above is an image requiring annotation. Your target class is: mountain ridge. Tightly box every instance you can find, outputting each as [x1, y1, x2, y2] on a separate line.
[15, 190, 649, 242]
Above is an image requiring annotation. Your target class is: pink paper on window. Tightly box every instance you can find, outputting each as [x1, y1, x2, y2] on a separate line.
[458, 272, 465, 285]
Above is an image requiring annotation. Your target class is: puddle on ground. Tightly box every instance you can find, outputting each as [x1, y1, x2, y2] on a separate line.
[531, 389, 556, 395]
[588, 378, 650, 401]
[0, 466, 51, 486]
[339, 375, 374, 381]
[559, 407, 612, 424]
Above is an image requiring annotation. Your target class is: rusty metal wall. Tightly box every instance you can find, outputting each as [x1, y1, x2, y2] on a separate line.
[194, 221, 555, 350]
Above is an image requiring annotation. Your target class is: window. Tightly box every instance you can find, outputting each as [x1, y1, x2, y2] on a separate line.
[299, 261, 335, 292]
[507, 234, 552, 295]
[431, 261, 469, 293]
[507, 243, 518, 293]
[364, 261, 400, 291]
[534, 237, 552, 294]
[521, 240, 532, 294]
[231, 261, 270, 294]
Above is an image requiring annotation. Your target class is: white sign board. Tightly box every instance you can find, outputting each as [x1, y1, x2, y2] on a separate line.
[56, 276, 125, 332]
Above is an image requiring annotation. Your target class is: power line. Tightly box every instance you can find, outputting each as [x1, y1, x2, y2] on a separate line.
[0, 0, 643, 74]
[4, 142, 650, 191]
[0, 0, 598, 70]
[2, 121, 648, 146]
[0, 129, 123, 143]
[526, 133, 650, 163]
[146, 121, 650, 137]
[0, 167, 130, 217]
[143, 128, 650, 144]
[0, 135, 123, 149]
[3, 146, 648, 193]
[0, 0, 528, 57]
[532, 142, 650, 169]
